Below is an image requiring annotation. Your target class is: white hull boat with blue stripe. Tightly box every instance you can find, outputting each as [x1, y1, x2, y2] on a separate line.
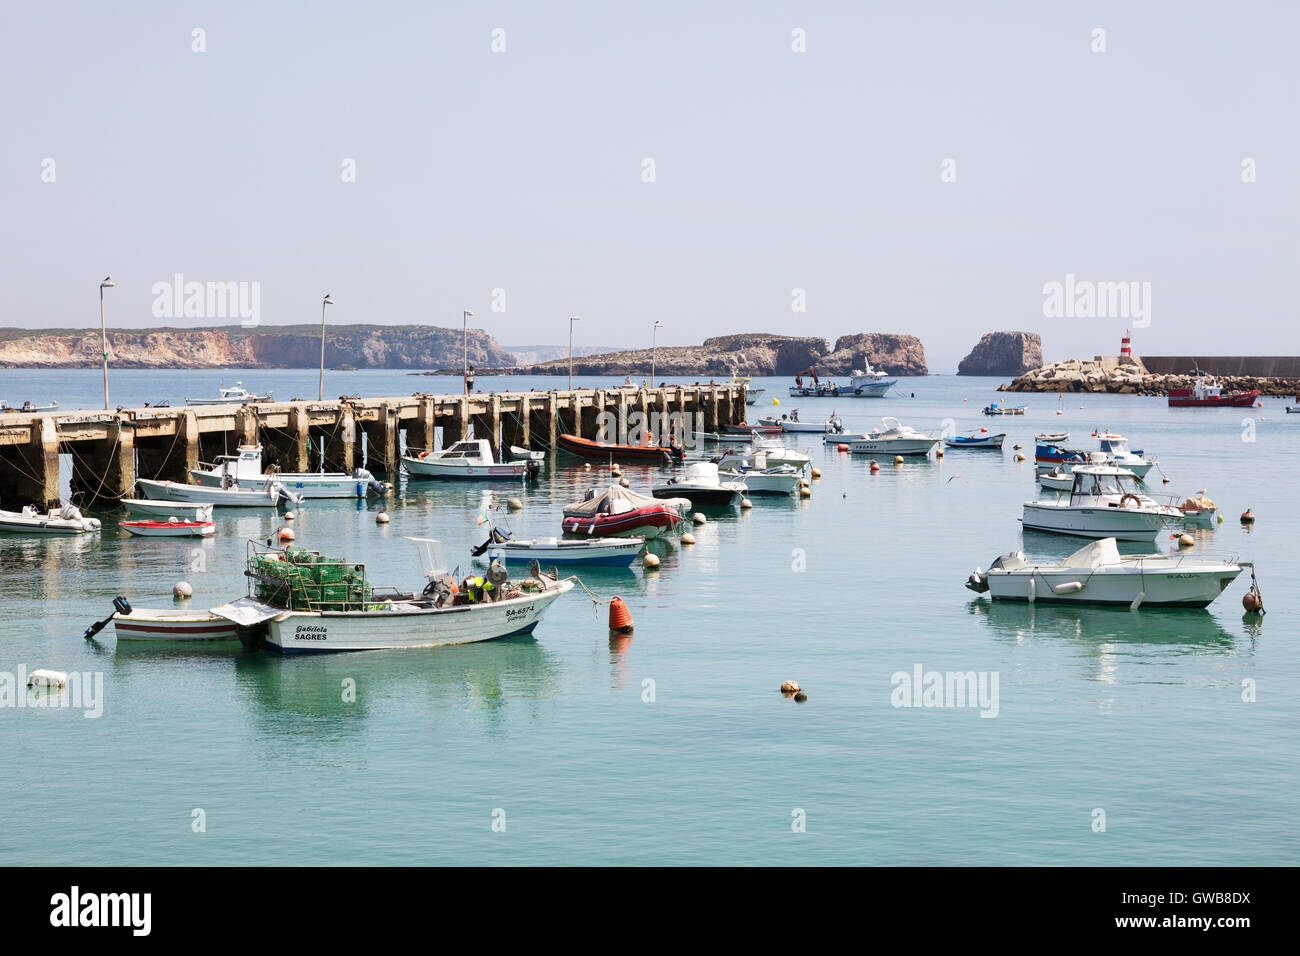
[472, 536, 643, 568]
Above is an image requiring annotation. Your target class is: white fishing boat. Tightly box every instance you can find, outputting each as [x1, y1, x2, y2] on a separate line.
[652, 461, 747, 507]
[402, 439, 539, 480]
[965, 537, 1246, 608]
[136, 477, 299, 508]
[185, 382, 272, 405]
[757, 409, 832, 433]
[848, 418, 941, 456]
[508, 445, 546, 462]
[190, 445, 387, 498]
[1036, 469, 1075, 492]
[227, 538, 574, 654]
[121, 499, 214, 522]
[0, 503, 101, 535]
[112, 606, 240, 641]
[471, 529, 643, 568]
[846, 362, 897, 397]
[717, 463, 802, 495]
[121, 517, 215, 537]
[944, 431, 1006, 449]
[1035, 432, 1069, 444]
[1091, 431, 1155, 479]
[1021, 466, 1182, 541]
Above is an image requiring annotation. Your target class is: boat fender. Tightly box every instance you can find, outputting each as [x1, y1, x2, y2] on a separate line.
[1027, 577, 1035, 604]
[1129, 591, 1145, 611]
[1052, 581, 1084, 594]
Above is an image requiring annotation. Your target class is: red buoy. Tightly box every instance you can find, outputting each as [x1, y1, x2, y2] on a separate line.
[608, 596, 633, 633]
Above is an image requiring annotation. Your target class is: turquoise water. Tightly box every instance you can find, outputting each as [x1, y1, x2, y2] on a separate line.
[2, 369, 1296, 865]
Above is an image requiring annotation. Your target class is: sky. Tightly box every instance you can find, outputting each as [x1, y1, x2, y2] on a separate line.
[2, 1, 1297, 372]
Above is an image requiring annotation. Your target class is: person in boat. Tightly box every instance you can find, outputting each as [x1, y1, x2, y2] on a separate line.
[463, 574, 496, 603]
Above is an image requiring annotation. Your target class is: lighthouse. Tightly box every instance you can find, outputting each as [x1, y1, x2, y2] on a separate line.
[1120, 330, 1132, 358]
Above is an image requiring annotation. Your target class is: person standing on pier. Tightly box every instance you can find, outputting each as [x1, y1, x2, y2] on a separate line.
[465, 364, 476, 394]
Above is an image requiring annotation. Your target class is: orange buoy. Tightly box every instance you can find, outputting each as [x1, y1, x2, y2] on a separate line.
[837, 443, 849, 452]
[608, 596, 633, 633]
[869, 461, 880, 473]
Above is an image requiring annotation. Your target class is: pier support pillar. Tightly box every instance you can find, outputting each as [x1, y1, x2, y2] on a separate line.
[442, 397, 468, 449]
[323, 406, 355, 474]
[546, 393, 559, 450]
[363, 404, 399, 476]
[287, 406, 310, 473]
[408, 397, 437, 454]
[235, 404, 259, 447]
[2, 418, 62, 510]
[71, 419, 134, 505]
[616, 391, 629, 444]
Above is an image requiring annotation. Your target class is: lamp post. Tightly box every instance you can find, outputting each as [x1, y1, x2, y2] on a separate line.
[318, 293, 334, 401]
[99, 276, 115, 410]
[463, 310, 474, 394]
[568, 316, 581, 390]
[651, 320, 663, 385]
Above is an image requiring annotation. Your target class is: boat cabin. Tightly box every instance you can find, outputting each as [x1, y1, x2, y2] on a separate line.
[1068, 466, 1150, 506]
[426, 439, 496, 464]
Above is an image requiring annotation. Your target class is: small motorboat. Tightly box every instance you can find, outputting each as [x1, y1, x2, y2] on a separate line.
[714, 441, 811, 472]
[557, 433, 684, 463]
[562, 485, 688, 538]
[185, 382, 273, 405]
[121, 517, 215, 537]
[0, 503, 101, 535]
[191, 444, 388, 497]
[508, 445, 546, 462]
[1034, 441, 1095, 470]
[136, 478, 300, 508]
[1035, 432, 1069, 444]
[0, 399, 59, 413]
[652, 461, 747, 507]
[122, 499, 214, 522]
[756, 409, 831, 433]
[1167, 371, 1261, 408]
[1036, 468, 1075, 492]
[846, 362, 897, 397]
[718, 463, 802, 495]
[848, 418, 940, 456]
[403, 439, 540, 480]
[982, 402, 1026, 415]
[706, 431, 762, 444]
[471, 527, 643, 568]
[112, 605, 240, 641]
[721, 422, 783, 436]
[727, 374, 765, 405]
[1091, 431, 1155, 479]
[821, 413, 866, 443]
[1021, 465, 1182, 541]
[1178, 490, 1218, 528]
[964, 537, 1246, 608]
[944, 431, 1006, 450]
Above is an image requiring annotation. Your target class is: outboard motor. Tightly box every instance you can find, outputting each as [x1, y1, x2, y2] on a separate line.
[353, 466, 388, 496]
[965, 568, 990, 594]
[525, 459, 541, 479]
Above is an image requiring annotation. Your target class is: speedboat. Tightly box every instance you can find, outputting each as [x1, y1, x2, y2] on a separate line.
[944, 431, 1005, 449]
[121, 499, 214, 522]
[964, 537, 1246, 608]
[403, 439, 539, 479]
[121, 518, 215, 537]
[185, 382, 272, 405]
[717, 462, 802, 495]
[225, 537, 574, 654]
[557, 433, 684, 463]
[1021, 465, 1182, 541]
[822, 413, 867, 444]
[0, 503, 101, 535]
[192, 444, 389, 497]
[848, 418, 940, 456]
[757, 409, 831, 433]
[1091, 431, 1155, 479]
[136, 478, 300, 507]
[982, 402, 1026, 415]
[562, 485, 688, 538]
[652, 461, 746, 507]
[1167, 370, 1261, 408]
[471, 526, 643, 568]
[714, 441, 811, 472]
[846, 362, 897, 397]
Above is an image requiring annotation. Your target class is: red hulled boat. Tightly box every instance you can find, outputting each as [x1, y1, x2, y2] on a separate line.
[557, 433, 683, 462]
[561, 485, 688, 538]
[1167, 372, 1260, 408]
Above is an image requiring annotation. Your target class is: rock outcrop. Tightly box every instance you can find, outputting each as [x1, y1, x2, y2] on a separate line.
[0, 325, 515, 369]
[958, 332, 1042, 376]
[498, 332, 927, 377]
[1001, 356, 1300, 396]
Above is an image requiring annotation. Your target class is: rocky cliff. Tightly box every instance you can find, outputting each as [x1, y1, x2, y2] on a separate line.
[1001, 356, 1300, 396]
[0, 325, 515, 369]
[499, 332, 927, 377]
[958, 331, 1043, 376]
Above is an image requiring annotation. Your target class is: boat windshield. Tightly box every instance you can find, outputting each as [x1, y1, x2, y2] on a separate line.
[1076, 473, 1140, 497]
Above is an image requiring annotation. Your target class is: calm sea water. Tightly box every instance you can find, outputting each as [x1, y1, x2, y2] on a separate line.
[2, 368, 1296, 865]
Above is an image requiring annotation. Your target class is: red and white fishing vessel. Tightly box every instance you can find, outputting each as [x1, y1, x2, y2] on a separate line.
[561, 484, 689, 538]
[1167, 371, 1261, 408]
[121, 517, 215, 537]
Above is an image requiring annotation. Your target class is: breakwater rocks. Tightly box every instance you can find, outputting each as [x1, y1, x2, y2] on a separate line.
[479, 332, 928, 377]
[958, 331, 1042, 376]
[1002, 357, 1300, 396]
[0, 325, 514, 370]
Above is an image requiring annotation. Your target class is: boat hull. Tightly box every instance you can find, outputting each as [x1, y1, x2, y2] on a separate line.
[121, 520, 214, 537]
[0, 515, 97, 535]
[1167, 390, 1261, 407]
[192, 471, 369, 497]
[473, 538, 643, 567]
[561, 508, 682, 538]
[848, 438, 938, 456]
[264, 582, 571, 653]
[113, 609, 240, 641]
[1021, 503, 1170, 540]
[136, 478, 283, 507]
[718, 471, 799, 495]
[557, 433, 681, 462]
[401, 456, 531, 479]
[650, 486, 743, 507]
[944, 435, 1005, 449]
[987, 565, 1241, 607]
[122, 499, 214, 522]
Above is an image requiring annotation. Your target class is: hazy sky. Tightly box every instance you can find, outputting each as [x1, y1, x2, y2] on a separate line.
[2, 1, 1297, 371]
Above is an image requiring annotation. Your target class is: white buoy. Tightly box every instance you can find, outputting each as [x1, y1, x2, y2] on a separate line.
[1179, 533, 1195, 547]
[27, 669, 67, 688]
[619, 477, 630, 488]
[681, 532, 695, 545]
[781, 680, 801, 693]
[810, 468, 821, 479]
[173, 581, 193, 599]
[692, 513, 706, 525]
[894, 455, 904, 465]
[376, 512, 390, 524]
[283, 511, 295, 521]
[507, 498, 523, 511]
[643, 552, 660, 569]
[740, 498, 753, 509]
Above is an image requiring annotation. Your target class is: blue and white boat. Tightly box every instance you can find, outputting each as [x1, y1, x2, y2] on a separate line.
[944, 432, 1005, 449]
[982, 402, 1026, 415]
[847, 362, 897, 397]
[1092, 431, 1155, 479]
[471, 528, 643, 568]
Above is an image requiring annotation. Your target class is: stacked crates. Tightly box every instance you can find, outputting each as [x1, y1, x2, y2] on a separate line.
[250, 546, 370, 611]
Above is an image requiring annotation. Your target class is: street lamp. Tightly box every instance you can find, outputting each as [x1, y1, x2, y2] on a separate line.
[318, 293, 334, 401]
[463, 310, 474, 394]
[568, 316, 581, 390]
[99, 276, 115, 410]
[651, 320, 664, 385]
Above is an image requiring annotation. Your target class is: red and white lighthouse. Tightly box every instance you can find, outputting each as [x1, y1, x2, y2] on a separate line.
[1120, 330, 1132, 358]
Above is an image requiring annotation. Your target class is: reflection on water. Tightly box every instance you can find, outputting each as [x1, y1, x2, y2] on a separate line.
[970, 598, 1242, 655]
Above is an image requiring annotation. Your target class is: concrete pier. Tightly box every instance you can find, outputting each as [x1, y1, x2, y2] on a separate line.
[0, 384, 746, 510]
